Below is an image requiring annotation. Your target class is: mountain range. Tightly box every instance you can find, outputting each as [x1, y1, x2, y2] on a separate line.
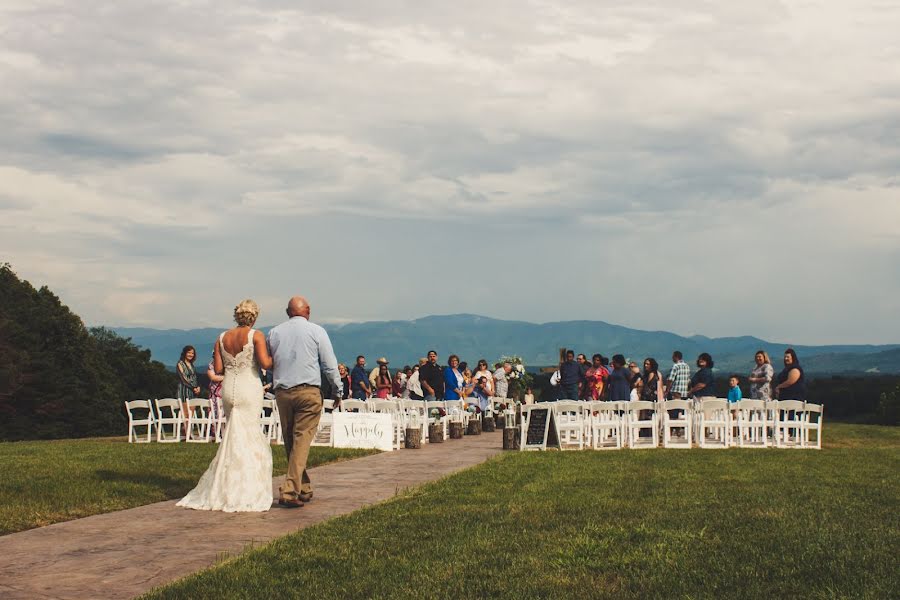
[112, 314, 900, 375]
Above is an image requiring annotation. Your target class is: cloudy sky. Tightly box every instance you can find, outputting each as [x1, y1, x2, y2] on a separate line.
[2, 1, 899, 344]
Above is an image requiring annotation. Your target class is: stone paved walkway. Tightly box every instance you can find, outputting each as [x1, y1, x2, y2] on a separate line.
[0, 432, 504, 599]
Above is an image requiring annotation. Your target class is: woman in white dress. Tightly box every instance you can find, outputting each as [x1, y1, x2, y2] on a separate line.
[177, 299, 274, 512]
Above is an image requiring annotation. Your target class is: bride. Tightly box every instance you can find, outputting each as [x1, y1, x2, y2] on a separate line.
[177, 299, 274, 512]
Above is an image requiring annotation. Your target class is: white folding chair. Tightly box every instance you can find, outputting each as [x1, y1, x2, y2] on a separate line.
[444, 400, 470, 430]
[125, 400, 155, 443]
[801, 402, 823, 449]
[185, 398, 214, 442]
[660, 399, 692, 448]
[312, 399, 335, 447]
[590, 401, 623, 449]
[775, 400, 806, 448]
[553, 400, 587, 450]
[154, 398, 182, 442]
[698, 399, 730, 448]
[260, 396, 279, 441]
[624, 401, 658, 448]
[734, 400, 768, 448]
[340, 399, 368, 413]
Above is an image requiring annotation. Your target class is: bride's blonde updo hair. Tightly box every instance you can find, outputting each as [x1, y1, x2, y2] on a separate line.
[233, 299, 259, 327]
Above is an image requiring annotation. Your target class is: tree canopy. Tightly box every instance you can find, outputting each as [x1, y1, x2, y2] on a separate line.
[0, 264, 176, 440]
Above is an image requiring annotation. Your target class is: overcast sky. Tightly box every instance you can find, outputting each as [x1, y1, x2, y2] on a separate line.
[2, 1, 899, 344]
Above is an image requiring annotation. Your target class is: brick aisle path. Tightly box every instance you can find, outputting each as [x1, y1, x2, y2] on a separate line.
[0, 432, 504, 599]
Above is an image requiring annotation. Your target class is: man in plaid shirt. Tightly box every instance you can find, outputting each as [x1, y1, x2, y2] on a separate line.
[666, 350, 691, 399]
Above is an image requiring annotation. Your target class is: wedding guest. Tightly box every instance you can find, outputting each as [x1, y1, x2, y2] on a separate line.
[443, 354, 465, 400]
[748, 351, 775, 401]
[608, 354, 631, 401]
[337, 363, 352, 400]
[640, 358, 664, 402]
[399, 366, 410, 398]
[407, 360, 425, 400]
[369, 357, 390, 390]
[206, 351, 223, 436]
[392, 370, 405, 397]
[374, 363, 392, 399]
[585, 354, 608, 400]
[576, 353, 590, 399]
[472, 376, 492, 411]
[473, 359, 495, 396]
[177, 345, 200, 421]
[420, 350, 445, 400]
[350, 355, 371, 399]
[689, 353, 716, 400]
[493, 362, 512, 398]
[727, 375, 743, 403]
[666, 351, 691, 399]
[559, 350, 581, 400]
[774, 348, 807, 400]
[523, 387, 535, 404]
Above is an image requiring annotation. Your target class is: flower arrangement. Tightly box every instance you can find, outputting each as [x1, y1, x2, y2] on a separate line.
[466, 404, 482, 415]
[429, 407, 446, 423]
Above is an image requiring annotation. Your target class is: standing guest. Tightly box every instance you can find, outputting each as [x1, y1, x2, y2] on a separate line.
[369, 357, 390, 390]
[267, 296, 342, 508]
[774, 348, 806, 400]
[443, 354, 465, 400]
[420, 350, 445, 400]
[576, 353, 590, 399]
[177, 345, 200, 424]
[473, 359, 495, 396]
[727, 375, 743, 403]
[748, 351, 775, 401]
[392, 370, 406, 398]
[689, 353, 716, 400]
[559, 350, 582, 400]
[493, 362, 512, 399]
[407, 360, 425, 400]
[608, 354, 631, 401]
[665, 351, 691, 399]
[640, 358, 664, 402]
[375, 363, 392, 399]
[206, 351, 223, 435]
[337, 363, 352, 400]
[350, 355, 371, 399]
[523, 387, 535, 404]
[585, 354, 608, 400]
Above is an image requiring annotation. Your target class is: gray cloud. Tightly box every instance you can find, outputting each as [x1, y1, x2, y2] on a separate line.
[1, 0, 899, 343]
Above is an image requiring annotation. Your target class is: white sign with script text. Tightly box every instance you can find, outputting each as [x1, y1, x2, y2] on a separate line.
[332, 412, 394, 451]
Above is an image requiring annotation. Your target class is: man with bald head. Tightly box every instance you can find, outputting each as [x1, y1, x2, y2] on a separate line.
[267, 295, 342, 508]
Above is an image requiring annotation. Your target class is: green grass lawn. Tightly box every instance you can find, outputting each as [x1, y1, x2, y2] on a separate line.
[0, 438, 375, 535]
[143, 423, 899, 600]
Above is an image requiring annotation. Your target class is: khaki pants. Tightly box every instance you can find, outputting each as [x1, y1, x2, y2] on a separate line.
[275, 385, 322, 500]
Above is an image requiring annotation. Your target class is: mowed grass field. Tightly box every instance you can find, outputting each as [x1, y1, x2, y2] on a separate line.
[144, 423, 899, 600]
[0, 438, 375, 535]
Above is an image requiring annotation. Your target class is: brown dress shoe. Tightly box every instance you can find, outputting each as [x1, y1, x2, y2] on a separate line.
[298, 492, 313, 503]
[278, 497, 304, 508]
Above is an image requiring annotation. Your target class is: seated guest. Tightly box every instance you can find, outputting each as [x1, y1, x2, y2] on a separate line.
[689, 353, 716, 400]
[443, 354, 465, 400]
[607, 354, 631, 401]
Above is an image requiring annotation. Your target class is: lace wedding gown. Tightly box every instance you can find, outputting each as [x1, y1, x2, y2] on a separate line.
[177, 329, 273, 512]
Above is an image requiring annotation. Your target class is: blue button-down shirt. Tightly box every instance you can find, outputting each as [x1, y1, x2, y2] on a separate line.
[267, 316, 341, 394]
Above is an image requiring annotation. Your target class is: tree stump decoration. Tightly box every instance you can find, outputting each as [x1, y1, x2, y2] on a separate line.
[449, 422, 464, 439]
[404, 427, 422, 449]
[467, 419, 482, 435]
[482, 416, 495, 432]
[428, 422, 444, 443]
[496, 415, 507, 430]
[503, 426, 519, 450]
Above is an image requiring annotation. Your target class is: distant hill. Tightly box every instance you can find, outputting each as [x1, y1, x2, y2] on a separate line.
[112, 314, 900, 374]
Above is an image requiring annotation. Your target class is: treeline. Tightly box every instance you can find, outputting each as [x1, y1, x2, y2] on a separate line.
[0, 264, 176, 441]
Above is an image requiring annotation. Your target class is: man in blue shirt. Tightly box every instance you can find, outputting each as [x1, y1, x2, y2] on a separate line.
[559, 350, 582, 400]
[350, 355, 370, 399]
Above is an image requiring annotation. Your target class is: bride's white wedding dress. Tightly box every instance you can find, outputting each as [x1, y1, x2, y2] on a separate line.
[177, 329, 273, 512]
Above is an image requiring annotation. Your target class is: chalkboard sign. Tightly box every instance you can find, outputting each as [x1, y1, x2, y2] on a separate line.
[523, 407, 560, 450]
